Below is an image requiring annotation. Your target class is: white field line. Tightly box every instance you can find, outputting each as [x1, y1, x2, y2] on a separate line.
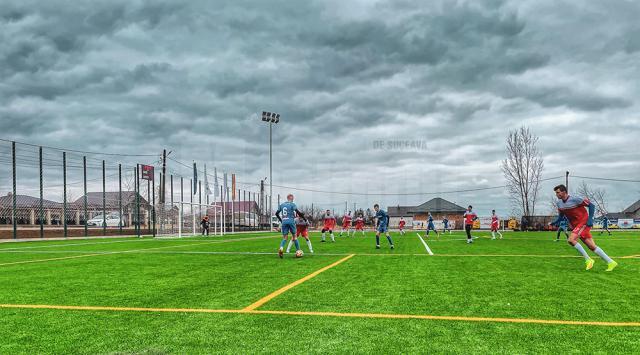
[416, 233, 434, 255]
[0, 234, 279, 251]
[0, 235, 282, 267]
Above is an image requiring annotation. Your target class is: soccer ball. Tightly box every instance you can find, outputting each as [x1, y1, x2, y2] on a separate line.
[295, 250, 304, 258]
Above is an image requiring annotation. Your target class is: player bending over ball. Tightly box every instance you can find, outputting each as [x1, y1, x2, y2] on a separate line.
[286, 212, 314, 254]
[275, 194, 307, 259]
[549, 185, 617, 271]
[373, 204, 394, 249]
[491, 210, 503, 240]
[321, 210, 336, 242]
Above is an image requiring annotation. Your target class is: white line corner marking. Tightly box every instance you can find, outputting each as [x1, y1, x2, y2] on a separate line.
[416, 233, 434, 255]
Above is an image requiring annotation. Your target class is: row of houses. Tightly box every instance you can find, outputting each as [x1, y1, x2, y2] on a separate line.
[387, 198, 467, 228]
[386, 197, 640, 229]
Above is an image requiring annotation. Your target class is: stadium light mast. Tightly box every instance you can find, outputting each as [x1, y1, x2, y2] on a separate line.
[261, 111, 280, 231]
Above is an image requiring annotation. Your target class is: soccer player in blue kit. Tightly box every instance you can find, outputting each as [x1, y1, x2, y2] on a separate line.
[275, 194, 307, 258]
[373, 204, 394, 250]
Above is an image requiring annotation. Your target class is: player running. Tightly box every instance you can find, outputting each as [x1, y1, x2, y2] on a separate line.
[286, 212, 314, 254]
[549, 184, 617, 271]
[555, 214, 569, 241]
[490, 210, 503, 240]
[373, 204, 394, 249]
[425, 212, 439, 239]
[398, 217, 406, 236]
[600, 215, 612, 236]
[463, 206, 478, 244]
[354, 214, 366, 236]
[442, 216, 451, 234]
[275, 194, 307, 258]
[321, 210, 336, 242]
[339, 211, 353, 237]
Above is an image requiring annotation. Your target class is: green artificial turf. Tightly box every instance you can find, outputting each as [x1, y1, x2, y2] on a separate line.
[0, 230, 638, 354]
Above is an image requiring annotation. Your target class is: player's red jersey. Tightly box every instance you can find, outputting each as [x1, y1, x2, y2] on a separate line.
[342, 214, 352, 228]
[354, 217, 365, 230]
[295, 217, 309, 238]
[491, 215, 499, 231]
[463, 211, 477, 225]
[398, 220, 406, 229]
[556, 195, 590, 228]
[323, 214, 336, 229]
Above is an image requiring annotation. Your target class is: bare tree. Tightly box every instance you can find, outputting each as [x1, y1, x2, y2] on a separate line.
[502, 126, 544, 217]
[576, 180, 608, 216]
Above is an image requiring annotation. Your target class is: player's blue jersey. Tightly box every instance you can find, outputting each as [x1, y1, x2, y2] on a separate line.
[277, 202, 297, 224]
[443, 218, 449, 227]
[559, 215, 568, 228]
[602, 217, 609, 227]
[428, 215, 434, 223]
[375, 209, 389, 226]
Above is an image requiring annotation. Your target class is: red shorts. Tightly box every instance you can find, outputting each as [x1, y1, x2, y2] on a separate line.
[342, 223, 351, 229]
[491, 224, 499, 232]
[355, 224, 364, 230]
[573, 225, 592, 240]
[296, 227, 308, 238]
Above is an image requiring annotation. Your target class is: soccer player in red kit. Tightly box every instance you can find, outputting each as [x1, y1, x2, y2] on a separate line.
[398, 217, 406, 236]
[490, 210, 503, 240]
[549, 184, 617, 271]
[321, 210, 336, 242]
[463, 206, 478, 244]
[354, 215, 365, 236]
[340, 211, 353, 237]
[286, 212, 314, 254]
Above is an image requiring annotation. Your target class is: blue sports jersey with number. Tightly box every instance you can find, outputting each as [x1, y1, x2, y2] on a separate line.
[376, 209, 389, 226]
[278, 202, 297, 224]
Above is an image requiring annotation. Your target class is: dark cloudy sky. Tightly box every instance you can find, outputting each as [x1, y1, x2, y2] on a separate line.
[1, 0, 639, 215]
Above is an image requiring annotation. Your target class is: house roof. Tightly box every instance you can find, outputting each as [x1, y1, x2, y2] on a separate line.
[387, 206, 414, 217]
[623, 200, 640, 214]
[408, 198, 466, 214]
[0, 194, 61, 209]
[72, 191, 148, 208]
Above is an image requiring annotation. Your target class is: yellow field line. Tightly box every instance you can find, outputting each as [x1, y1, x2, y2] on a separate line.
[1, 303, 639, 327]
[622, 255, 640, 259]
[0, 235, 280, 267]
[243, 254, 355, 311]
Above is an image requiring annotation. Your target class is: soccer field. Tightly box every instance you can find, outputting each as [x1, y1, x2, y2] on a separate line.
[1, 231, 639, 354]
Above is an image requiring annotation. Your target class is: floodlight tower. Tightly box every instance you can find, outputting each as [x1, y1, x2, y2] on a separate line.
[261, 111, 280, 231]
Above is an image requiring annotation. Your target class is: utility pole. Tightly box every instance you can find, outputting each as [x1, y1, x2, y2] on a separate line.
[161, 149, 167, 203]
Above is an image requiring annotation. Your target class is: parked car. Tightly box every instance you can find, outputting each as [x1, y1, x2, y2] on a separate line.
[86, 213, 122, 227]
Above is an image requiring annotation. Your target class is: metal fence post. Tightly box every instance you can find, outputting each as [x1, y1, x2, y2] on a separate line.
[84, 157, 87, 237]
[102, 160, 106, 236]
[119, 164, 122, 235]
[12, 141, 16, 239]
[39, 147, 44, 238]
[63, 152, 67, 238]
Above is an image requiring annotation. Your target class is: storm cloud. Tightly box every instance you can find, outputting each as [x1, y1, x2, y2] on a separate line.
[1, 0, 639, 215]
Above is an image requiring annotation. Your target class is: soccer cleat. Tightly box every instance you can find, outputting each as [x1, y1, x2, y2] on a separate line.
[278, 247, 284, 259]
[606, 261, 618, 272]
[321, 239, 326, 243]
[376, 245, 381, 249]
[491, 237, 496, 240]
[390, 245, 394, 250]
[585, 258, 594, 270]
